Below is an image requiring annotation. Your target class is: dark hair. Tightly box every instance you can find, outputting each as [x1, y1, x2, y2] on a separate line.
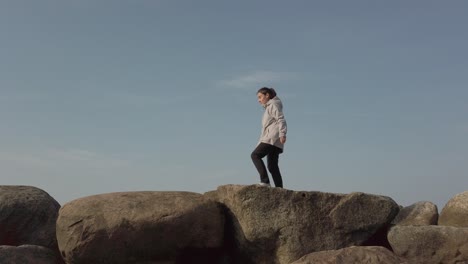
[257, 87, 277, 98]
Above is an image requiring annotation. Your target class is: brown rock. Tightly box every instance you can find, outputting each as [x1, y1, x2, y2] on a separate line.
[392, 201, 438, 226]
[0, 186, 60, 249]
[290, 246, 407, 264]
[56, 191, 224, 264]
[208, 184, 399, 264]
[388, 225, 468, 264]
[439, 191, 468, 227]
[0, 245, 64, 264]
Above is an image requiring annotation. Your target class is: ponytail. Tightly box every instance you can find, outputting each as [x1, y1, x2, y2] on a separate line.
[257, 87, 277, 98]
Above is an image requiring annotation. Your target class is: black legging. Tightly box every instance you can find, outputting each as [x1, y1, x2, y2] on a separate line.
[251, 143, 283, 187]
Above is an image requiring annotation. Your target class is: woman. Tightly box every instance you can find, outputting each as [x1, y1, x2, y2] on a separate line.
[251, 87, 287, 188]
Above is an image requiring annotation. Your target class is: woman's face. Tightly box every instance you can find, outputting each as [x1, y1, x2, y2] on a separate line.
[257, 92, 270, 105]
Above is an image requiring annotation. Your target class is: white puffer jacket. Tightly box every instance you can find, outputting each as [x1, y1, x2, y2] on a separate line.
[259, 96, 287, 151]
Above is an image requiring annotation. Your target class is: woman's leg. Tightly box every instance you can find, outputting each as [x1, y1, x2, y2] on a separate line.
[251, 143, 270, 184]
[267, 147, 283, 188]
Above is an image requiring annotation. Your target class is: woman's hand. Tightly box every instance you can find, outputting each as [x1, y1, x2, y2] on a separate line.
[280, 136, 286, 144]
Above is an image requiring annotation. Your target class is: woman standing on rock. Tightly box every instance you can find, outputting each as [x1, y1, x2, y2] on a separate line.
[251, 87, 287, 188]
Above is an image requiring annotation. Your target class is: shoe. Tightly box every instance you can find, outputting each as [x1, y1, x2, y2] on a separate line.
[257, 182, 271, 187]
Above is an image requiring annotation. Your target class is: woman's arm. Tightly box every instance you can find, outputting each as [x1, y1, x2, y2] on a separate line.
[270, 103, 287, 143]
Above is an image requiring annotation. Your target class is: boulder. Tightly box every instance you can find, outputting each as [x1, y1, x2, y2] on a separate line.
[439, 191, 468, 227]
[207, 184, 399, 264]
[388, 225, 468, 264]
[290, 246, 407, 264]
[0, 185, 61, 249]
[0, 245, 64, 264]
[56, 191, 224, 264]
[392, 201, 438, 226]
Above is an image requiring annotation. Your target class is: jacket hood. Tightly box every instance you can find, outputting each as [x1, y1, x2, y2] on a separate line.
[263, 96, 282, 108]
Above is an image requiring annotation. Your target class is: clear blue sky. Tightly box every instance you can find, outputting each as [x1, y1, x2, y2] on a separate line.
[1, 0, 467, 209]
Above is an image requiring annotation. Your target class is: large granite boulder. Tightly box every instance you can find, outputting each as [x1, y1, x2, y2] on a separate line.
[56, 191, 224, 264]
[392, 201, 438, 226]
[207, 185, 400, 264]
[0, 185, 60, 249]
[290, 246, 406, 264]
[388, 225, 468, 264]
[0, 245, 64, 264]
[439, 191, 468, 227]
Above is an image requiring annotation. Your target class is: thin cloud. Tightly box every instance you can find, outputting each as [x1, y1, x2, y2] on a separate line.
[218, 71, 297, 90]
[112, 93, 169, 107]
[303, 110, 376, 119]
[0, 148, 130, 170]
[111, 91, 195, 109]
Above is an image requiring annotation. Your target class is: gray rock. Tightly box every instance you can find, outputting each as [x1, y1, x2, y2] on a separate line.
[0, 185, 60, 249]
[0, 245, 64, 264]
[439, 191, 468, 227]
[208, 184, 399, 264]
[56, 191, 224, 264]
[388, 225, 468, 264]
[392, 201, 438, 226]
[290, 246, 407, 264]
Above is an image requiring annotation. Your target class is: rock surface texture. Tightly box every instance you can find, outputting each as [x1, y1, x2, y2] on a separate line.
[0, 245, 64, 264]
[56, 191, 225, 264]
[0, 185, 61, 249]
[290, 246, 407, 264]
[388, 225, 468, 264]
[392, 201, 438, 226]
[439, 191, 468, 227]
[207, 184, 400, 264]
[4, 184, 467, 264]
